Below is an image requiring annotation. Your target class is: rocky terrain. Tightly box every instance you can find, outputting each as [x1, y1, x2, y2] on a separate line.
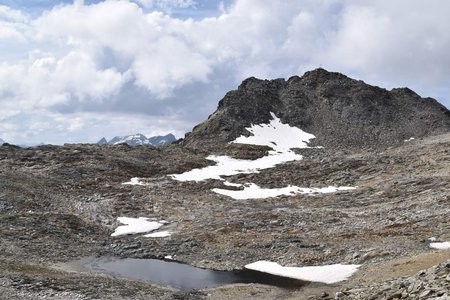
[0, 69, 449, 299]
[183, 69, 450, 150]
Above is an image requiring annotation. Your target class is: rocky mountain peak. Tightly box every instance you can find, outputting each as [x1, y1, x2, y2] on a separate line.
[296, 67, 351, 86]
[183, 69, 450, 150]
[97, 137, 108, 145]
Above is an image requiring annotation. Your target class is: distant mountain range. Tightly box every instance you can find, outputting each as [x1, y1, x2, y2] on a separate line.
[98, 133, 176, 147]
[0, 138, 4, 144]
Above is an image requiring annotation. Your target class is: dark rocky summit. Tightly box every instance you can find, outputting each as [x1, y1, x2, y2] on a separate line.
[183, 68, 450, 149]
[0, 69, 449, 299]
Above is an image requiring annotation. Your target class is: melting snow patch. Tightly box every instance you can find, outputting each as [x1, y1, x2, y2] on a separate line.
[429, 242, 450, 250]
[144, 231, 172, 238]
[171, 152, 303, 181]
[232, 112, 316, 152]
[122, 177, 145, 185]
[223, 181, 243, 187]
[212, 183, 356, 200]
[111, 217, 164, 237]
[169, 113, 356, 194]
[170, 113, 315, 182]
[404, 137, 415, 142]
[245, 261, 360, 284]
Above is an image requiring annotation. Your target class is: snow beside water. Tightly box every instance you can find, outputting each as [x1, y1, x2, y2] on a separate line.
[429, 242, 450, 250]
[170, 113, 315, 182]
[213, 183, 356, 200]
[111, 217, 164, 237]
[245, 261, 360, 284]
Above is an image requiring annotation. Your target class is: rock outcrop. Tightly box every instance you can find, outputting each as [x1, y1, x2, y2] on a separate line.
[183, 68, 450, 149]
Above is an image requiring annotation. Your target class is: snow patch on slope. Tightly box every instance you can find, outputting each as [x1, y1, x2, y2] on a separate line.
[213, 183, 356, 200]
[169, 112, 356, 198]
[245, 260, 360, 284]
[171, 152, 303, 181]
[122, 177, 145, 185]
[170, 113, 315, 182]
[111, 217, 164, 237]
[232, 112, 316, 153]
[144, 231, 172, 238]
[429, 242, 450, 250]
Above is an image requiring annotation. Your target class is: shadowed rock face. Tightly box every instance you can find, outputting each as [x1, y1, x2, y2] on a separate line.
[183, 68, 450, 149]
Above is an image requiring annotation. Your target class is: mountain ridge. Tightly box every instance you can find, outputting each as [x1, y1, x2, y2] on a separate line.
[183, 68, 450, 150]
[98, 133, 176, 147]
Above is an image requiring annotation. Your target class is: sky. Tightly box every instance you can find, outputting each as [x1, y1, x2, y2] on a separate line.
[1, 0, 450, 145]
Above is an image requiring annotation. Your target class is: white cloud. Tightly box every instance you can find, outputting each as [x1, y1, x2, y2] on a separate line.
[136, 0, 196, 10]
[0, 51, 126, 108]
[0, 5, 28, 22]
[327, 1, 450, 88]
[0, 24, 26, 42]
[0, 0, 450, 144]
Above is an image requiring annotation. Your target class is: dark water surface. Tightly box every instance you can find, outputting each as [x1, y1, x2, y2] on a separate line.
[84, 257, 307, 291]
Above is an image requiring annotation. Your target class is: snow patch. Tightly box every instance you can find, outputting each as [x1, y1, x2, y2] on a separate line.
[212, 183, 356, 200]
[232, 112, 316, 153]
[429, 242, 450, 250]
[223, 181, 243, 187]
[111, 217, 164, 237]
[144, 231, 172, 238]
[404, 137, 415, 142]
[245, 260, 360, 284]
[122, 177, 145, 185]
[171, 152, 303, 181]
[170, 113, 315, 182]
[170, 112, 355, 195]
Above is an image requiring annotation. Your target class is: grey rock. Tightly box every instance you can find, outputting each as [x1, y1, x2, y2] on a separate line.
[183, 68, 450, 151]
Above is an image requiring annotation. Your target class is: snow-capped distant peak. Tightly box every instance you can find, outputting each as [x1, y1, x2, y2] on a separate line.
[104, 133, 175, 147]
[110, 133, 149, 145]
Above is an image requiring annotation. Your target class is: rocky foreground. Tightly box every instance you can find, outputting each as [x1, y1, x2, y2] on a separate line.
[0, 131, 449, 299]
